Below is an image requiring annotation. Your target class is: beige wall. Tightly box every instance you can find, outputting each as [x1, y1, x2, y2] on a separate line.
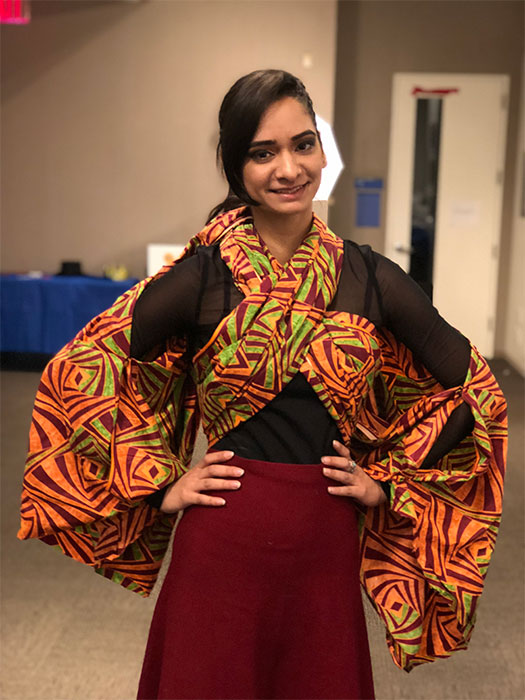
[331, 0, 524, 364]
[503, 53, 525, 374]
[1, 0, 337, 278]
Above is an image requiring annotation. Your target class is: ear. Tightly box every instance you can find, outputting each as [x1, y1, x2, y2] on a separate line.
[322, 150, 327, 168]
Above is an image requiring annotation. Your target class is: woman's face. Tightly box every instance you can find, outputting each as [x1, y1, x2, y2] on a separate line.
[242, 97, 326, 218]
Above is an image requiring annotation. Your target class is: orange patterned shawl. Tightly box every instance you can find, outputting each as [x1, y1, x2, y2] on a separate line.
[18, 208, 507, 671]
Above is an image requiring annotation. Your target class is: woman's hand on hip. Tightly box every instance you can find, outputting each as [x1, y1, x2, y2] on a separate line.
[159, 451, 243, 514]
[321, 440, 387, 507]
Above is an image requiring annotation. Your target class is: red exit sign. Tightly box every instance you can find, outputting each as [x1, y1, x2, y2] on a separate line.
[1, 0, 30, 24]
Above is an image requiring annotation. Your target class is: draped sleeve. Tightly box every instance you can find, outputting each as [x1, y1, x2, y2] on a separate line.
[17, 208, 247, 596]
[17, 273, 200, 597]
[352, 254, 508, 671]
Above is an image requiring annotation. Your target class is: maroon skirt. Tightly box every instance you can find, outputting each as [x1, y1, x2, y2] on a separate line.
[137, 455, 375, 700]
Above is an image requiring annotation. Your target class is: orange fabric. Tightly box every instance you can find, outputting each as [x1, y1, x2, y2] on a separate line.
[19, 208, 507, 669]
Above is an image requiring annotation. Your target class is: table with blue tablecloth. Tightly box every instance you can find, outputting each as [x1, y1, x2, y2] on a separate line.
[1, 275, 139, 357]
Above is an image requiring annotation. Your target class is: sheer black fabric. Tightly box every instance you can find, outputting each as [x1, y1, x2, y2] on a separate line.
[131, 240, 473, 479]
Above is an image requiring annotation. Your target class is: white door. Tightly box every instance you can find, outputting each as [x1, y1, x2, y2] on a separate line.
[384, 73, 509, 358]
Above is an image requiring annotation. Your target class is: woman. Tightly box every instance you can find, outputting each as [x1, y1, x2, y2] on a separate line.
[19, 70, 507, 700]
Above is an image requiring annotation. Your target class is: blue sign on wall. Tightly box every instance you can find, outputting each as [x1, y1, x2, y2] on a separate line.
[355, 178, 383, 228]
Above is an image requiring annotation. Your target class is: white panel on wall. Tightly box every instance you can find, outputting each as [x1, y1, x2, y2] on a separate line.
[147, 244, 185, 277]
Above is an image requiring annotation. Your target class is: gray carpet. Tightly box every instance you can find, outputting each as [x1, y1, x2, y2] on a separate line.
[1, 362, 524, 700]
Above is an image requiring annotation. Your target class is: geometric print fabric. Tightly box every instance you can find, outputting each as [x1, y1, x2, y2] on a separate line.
[18, 208, 507, 670]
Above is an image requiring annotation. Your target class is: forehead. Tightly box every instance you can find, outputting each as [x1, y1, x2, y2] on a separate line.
[253, 97, 315, 140]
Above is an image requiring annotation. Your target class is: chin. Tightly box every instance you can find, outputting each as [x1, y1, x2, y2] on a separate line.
[263, 194, 317, 217]
[263, 203, 313, 218]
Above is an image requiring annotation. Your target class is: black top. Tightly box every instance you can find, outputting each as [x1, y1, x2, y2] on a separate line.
[131, 239, 473, 473]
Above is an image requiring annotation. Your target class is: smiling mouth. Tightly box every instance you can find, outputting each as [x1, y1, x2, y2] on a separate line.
[270, 183, 308, 195]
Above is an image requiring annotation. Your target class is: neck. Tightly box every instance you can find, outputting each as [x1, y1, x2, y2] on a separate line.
[250, 209, 314, 265]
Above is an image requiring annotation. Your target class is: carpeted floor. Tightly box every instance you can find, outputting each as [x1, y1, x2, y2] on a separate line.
[1, 361, 524, 700]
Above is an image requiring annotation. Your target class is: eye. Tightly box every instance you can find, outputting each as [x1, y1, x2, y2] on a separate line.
[248, 149, 273, 162]
[296, 138, 316, 153]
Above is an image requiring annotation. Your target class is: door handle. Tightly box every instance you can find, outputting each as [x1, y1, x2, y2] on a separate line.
[394, 243, 414, 254]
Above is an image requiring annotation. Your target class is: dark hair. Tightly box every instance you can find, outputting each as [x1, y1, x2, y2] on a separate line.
[207, 69, 317, 222]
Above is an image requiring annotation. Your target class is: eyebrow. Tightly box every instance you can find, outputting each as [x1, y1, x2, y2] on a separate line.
[249, 129, 316, 148]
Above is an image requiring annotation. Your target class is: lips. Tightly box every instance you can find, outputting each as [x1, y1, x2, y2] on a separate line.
[270, 183, 308, 195]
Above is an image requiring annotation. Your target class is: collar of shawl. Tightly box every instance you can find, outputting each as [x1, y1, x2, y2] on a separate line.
[193, 207, 345, 367]
[219, 212, 341, 300]
[189, 205, 343, 301]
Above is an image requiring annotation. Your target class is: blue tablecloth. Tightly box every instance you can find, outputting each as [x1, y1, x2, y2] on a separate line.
[1, 275, 139, 355]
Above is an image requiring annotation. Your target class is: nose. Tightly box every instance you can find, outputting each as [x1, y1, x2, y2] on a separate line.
[274, 150, 301, 181]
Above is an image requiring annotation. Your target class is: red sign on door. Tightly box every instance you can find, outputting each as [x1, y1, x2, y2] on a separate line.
[411, 87, 459, 97]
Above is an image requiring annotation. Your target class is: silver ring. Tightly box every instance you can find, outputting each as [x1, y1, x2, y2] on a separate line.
[346, 459, 357, 474]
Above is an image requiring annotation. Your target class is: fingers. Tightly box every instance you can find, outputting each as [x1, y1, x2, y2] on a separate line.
[332, 439, 350, 458]
[201, 450, 235, 465]
[199, 451, 245, 479]
[323, 467, 359, 498]
[179, 477, 239, 509]
[322, 452, 388, 506]
[190, 493, 227, 507]
[200, 477, 242, 491]
[205, 463, 245, 479]
[327, 479, 387, 506]
[322, 466, 355, 486]
[321, 440, 357, 473]
[322, 440, 359, 497]
[326, 485, 358, 497]
[187, 451, 244, 508]
[320, 456, 358, 475]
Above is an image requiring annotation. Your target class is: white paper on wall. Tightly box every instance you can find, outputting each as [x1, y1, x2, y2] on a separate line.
[448, 200, 482, 228]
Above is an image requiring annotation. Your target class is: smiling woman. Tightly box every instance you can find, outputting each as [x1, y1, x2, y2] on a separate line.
[243, 98, 326, 218]
[18, 69, 507, 700]
[241, 97, 327, 262]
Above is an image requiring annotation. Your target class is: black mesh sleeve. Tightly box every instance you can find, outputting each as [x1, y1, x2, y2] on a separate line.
[130, 257, 202, 508]
[130, 256, 202, 361]
[373, 253, 474, 468]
